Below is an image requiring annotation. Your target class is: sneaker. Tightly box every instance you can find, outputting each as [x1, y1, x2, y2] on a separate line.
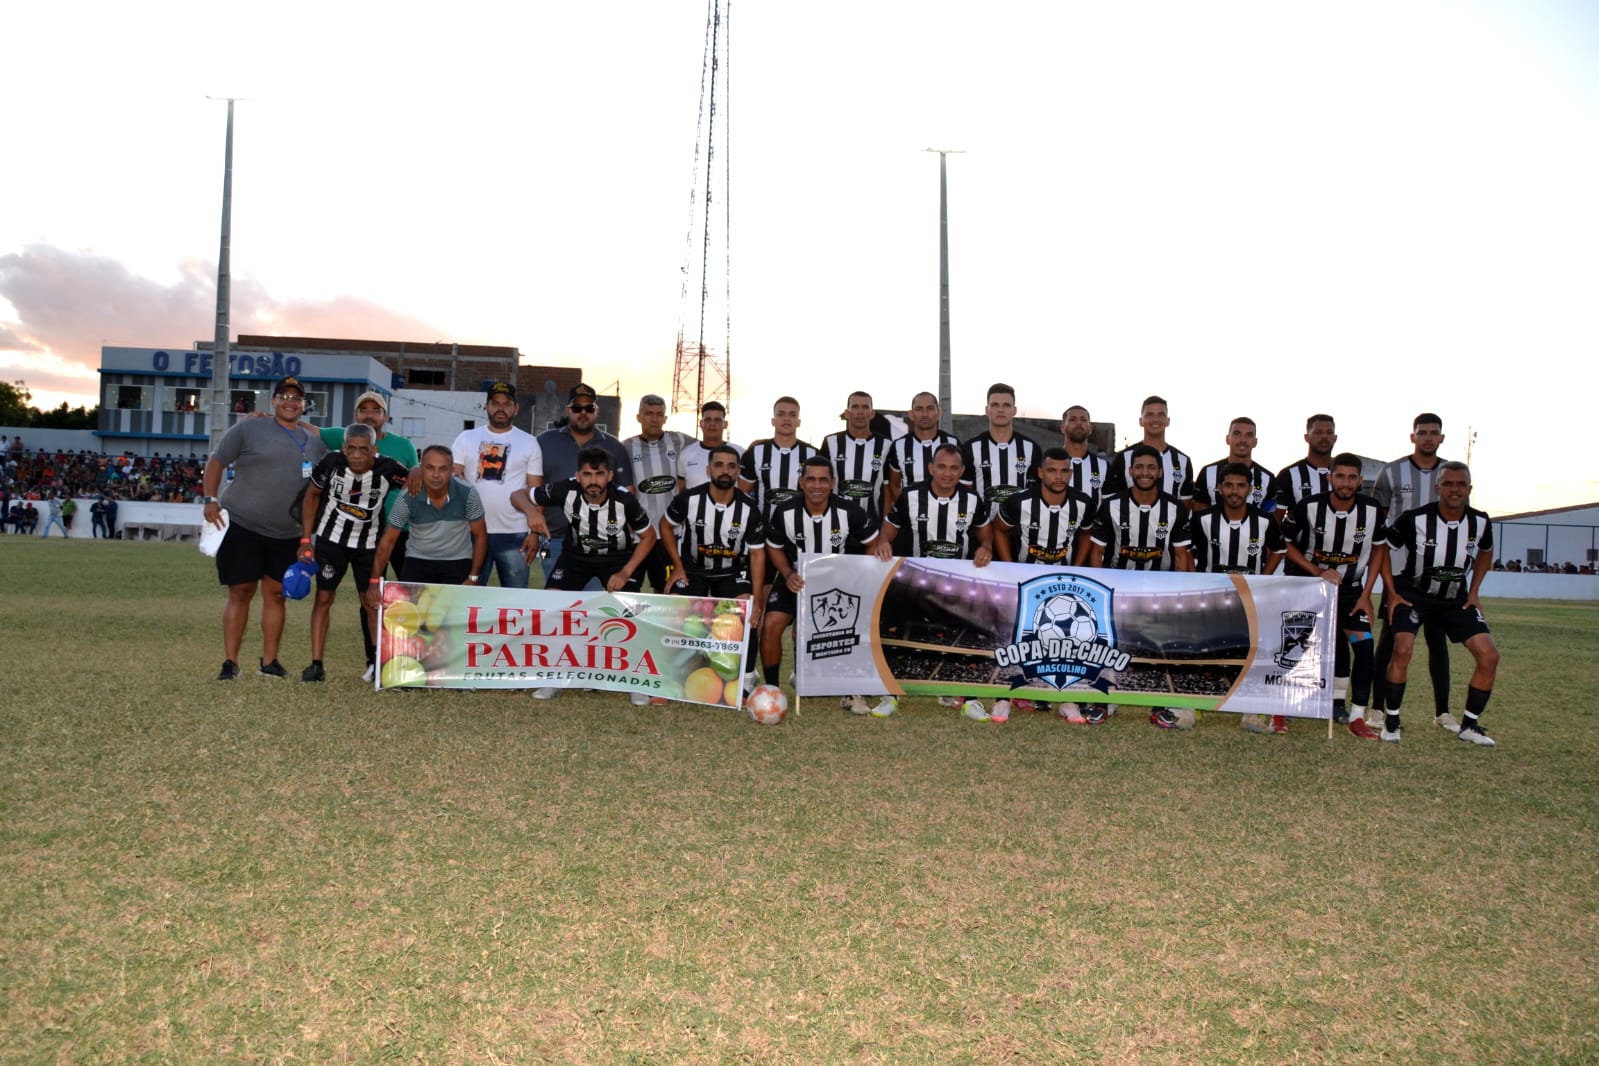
[1435, 712, 1463, 734]
[301, 663, 326, 683]
[869, 696, 899, 718]
[1083, 705, 1108, 725]
[937, 696, 963, 708]
[742, 670, 761, 696]
[258, 659, 288, 679]
[629, 692, 651, 706]
[1241, 714, 1271, 734]
[962, 699, 989, 721]
[989, 699, 1012, 723]
[1150, 708, 1180, 729]
[1380, 726, 1402, 743]
[361, 662, 376, 683]
[842, 696, 872, 715]
[1012, 699, 1037, 713]
[1059, 702, 1087, 724]
[217, 659, 239, 682]
[1348, 718, 1380, 740]
[1458, 725, 1496, 747]
[650, 696, 671, 706]
[1270, 715, 1289, 735]
[1170, 707, 1197, 730]
[533, 687, 559, 700]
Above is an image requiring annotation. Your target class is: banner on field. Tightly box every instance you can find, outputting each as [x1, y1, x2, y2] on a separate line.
[795, 556, 1336, 717]
[374, 582, 752, 706]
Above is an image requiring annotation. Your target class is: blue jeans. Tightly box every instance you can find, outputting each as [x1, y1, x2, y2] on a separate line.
[485, 532, 531, 589]
[41, 515, 68, 538]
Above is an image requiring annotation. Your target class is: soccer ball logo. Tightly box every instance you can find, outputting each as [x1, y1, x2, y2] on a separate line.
[746, 684, 789, 725]
[1033, 594, 1099, 645]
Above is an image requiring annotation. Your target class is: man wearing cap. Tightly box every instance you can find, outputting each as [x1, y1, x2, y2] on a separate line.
[534, 383, 633, 586]
[624, 393, 691, 592]
[200, 375, 329, 681]
[317, 390, 418, 681]
[450, 381, 547, 589]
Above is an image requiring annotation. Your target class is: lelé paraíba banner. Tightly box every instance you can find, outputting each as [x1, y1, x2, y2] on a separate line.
[795, 556, 1337, 717]
[374, 582, 752, 707]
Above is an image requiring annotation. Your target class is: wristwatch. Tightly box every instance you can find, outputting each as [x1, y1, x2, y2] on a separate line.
[199, 495, 217, 505]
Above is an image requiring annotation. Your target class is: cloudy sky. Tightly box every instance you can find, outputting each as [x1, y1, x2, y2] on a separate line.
[4, 0, 1596, 513]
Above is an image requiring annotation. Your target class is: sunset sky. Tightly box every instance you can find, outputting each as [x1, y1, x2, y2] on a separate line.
[3, 0, 1596, 514]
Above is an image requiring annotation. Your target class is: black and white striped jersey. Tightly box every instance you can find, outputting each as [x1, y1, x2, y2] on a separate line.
[1384, 502, 1493, 608]
[1193, 459, 1278, 512]
[1067, 452, 1112, 506]
[1282, 492, 1387, 593]
[532, 480, 652, 559]
[887, 430, 960, 489]
[1191, 505, 1284, 575]
[738, 439, 819, 515]
[1371, 456, 1447, 516]
[996, 485, 1097, 565]
[1274, 460, 1331, 511]
[310, 453, 409, 551]
[766, 495, 879, 565]
[623, 430, 690, 525]
[1090, 492, 1193, 571]
[1104, 444, 1195, 502]
[819, 431, 894, 516]
[663, 485, 766, 576]
[960, 431, 1039, 508]
[884, 485, 991, 560]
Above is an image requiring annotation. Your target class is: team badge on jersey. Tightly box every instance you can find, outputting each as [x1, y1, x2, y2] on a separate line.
[995, 574, 1130, 693]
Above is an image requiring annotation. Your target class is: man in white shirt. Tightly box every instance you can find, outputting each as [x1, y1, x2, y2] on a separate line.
[450, 381, 546, 588]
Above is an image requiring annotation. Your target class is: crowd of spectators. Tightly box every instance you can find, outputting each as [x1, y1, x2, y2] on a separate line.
[1, 440, 208, 505]
[1493, 558, 1595, 575]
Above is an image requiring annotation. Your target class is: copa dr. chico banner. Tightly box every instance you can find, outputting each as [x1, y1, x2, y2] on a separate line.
[373, 581, 752, 706]
[795, 555, 1338, 718]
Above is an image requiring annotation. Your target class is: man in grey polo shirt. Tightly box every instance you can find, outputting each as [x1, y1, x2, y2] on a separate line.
[623, 392, 691, 591]
[366, 444, 489, 594]
[534, 382, 632, 585]
[201, 375, 329, 681]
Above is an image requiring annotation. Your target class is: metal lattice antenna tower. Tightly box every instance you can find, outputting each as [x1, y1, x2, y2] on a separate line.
[671, 0, 732, 417]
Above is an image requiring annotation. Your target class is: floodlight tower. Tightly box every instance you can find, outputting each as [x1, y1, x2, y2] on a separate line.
[925, 148, 963, 432]
[206, 98, 237, 456]
[671, 0, 733, 418]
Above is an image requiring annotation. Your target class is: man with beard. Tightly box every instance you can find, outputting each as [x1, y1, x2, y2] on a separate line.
[1060, 405, 1110, 507]
[884, 391, 958, 516]
[1378, 461, 1500, 747]
[1103, 396, 1194, 503]
[1088, 444, 1194, 729]
[451, 382, 546, 589]
[201, 375, 329, 681]
[1281, 452, 1386, 740]
[625, 393, 692, 592]
[1194, 462, 1287, 733]
[874, 443, 997, 722]
[678, 400, 743, 490]
[1274, 414, 1338, 521]
[517, 447, 656, 702]
[762, 456, 884, 711]
[659, 445, 767, 703]
[1193, 416, 1277, 515]
[297, 424, 410, 682]
[536, 383, 633, 586]
[820, 390, 895, 520]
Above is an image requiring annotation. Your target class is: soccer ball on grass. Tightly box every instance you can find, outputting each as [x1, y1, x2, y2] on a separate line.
[745, 684, 789, 725]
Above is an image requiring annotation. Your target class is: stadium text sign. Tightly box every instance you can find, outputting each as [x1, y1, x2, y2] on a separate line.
[795, 555, 1337, 717]
[374, 582, 751, 707]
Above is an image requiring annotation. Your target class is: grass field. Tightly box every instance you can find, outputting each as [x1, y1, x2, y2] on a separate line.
[2, 538, 1596, 1064]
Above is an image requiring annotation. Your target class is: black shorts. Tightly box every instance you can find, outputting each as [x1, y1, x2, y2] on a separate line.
[314, 540, 376, 592]
[1391, 601, 1490, 643]
[548, 551, 642, 593]
[1336, 593, 1373, 637]
[676, 569, 752, 599]
[399, 556, 473, 585]
[216, 522, 299, 587]
[766, 582, 798, 618]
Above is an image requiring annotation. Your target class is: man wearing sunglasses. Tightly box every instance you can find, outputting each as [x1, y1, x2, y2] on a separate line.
[534, 383, 633, 586]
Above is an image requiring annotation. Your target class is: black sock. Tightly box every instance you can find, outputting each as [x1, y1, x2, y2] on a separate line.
[763, 663, 780, 685]
[1465, 685, 1491, 717]
[1385, 709, 1402, 733]
[1385, 682, 1406, 715]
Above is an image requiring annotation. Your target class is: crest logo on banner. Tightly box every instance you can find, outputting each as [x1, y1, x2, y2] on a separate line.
[995, 573, 1131, 691]
[1274, 610, 1317, 669]
[807, 587, 862, 660]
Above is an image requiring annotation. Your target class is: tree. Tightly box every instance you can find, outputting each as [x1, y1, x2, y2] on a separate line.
[33, 402, 97, 430]
[0, 380, 31, 426]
